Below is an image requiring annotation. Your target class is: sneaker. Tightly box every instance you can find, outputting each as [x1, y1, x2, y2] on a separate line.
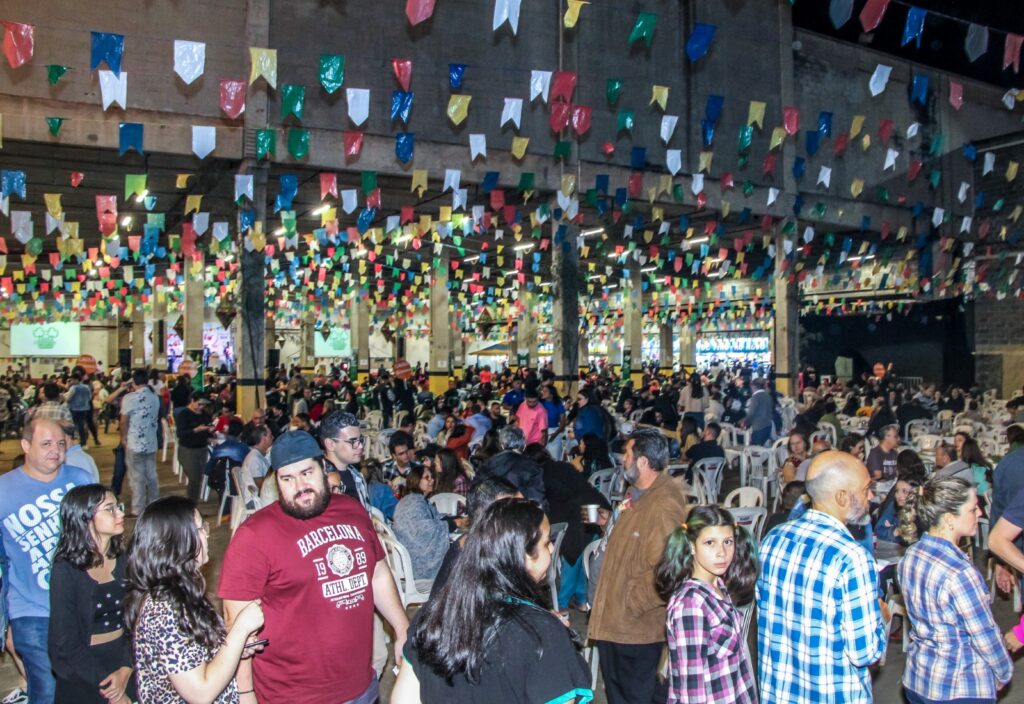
[2, 688, 28, 704]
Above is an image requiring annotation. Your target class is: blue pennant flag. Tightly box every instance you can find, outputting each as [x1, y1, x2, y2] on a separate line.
[395, 133, 415, 164]
[901, 7, 927, 49]
[449, 64, 466, 89]
[390, 91, 414, 124]
[274, 174, 298, 213]
[685, 23, 716, 62]
[118, 122, 143, 155]
[91, 32, 125, 76]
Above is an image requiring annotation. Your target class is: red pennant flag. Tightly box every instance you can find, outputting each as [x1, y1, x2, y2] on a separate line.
[1004, 33, 1023, 73]
[877, 119, 894, 143]
[503, 205, 517, 224]
[366, 188, 381, 209]
[71, 172, 84, 187]
[833, 132, 849, 156]
[406, 0, 436, 25]
[549, 102, 571, 133]
[720, 172, 734, 190]
[602, 142, 615, 156]
[859, 0, 890, 32]
[782, 106, 799, 136]
[696, 192, 707, 209]
[320, 173, 338, 200]
[400, 206, 414, 224]
[762, 152, 777, 176]
[391, 59, 412, 91]
[571, 105, 592, 135]
[907, 160, 922, 182]
[628, 173, 643, 198]
[490, 190, 505, 209]
[1, 21, 34, 69]
[344, 131, 364, 158]
[182, 223, 196, 257]
[219, 79, 246, 119]
[550, 71, 577, 102]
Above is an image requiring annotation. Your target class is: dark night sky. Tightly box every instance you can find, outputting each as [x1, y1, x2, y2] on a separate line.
[793, 0, 1024, 89]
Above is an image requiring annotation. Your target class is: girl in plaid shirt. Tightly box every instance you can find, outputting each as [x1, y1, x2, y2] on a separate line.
[655, 506, 760, 704]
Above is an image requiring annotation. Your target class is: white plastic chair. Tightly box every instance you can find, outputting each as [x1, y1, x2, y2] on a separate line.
[546, 522, 568, 609]
[429, 492, 466, 516]
[743, 446, 775, 498]
[588, 468, 617, 502]
[364, 410, 383, 431]
[160, 417, 171, 462]
[230, 465, 262, 531]
[379, 534, 432, 607]
[692, 457, 726, 504]
[581, 540, 602, 688]
[727, 506, 768, 541]
[723, 487, 765, 508]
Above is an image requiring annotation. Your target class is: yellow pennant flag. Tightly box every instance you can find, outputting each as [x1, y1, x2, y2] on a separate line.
[447, 95, 471, 125]
[411, 169, 428, 197]
[747, 101, 766, 128]
[850, 115, 865, 138]
[652, 207, 664, 222]
[1010, 205, 1023, 222]
[720, 200, 731, 218]
[861, 134, 871, 151]
[439, 206, 452, 222]
[647, 187, 658, 204]
[658, 175, 672, 196]
[698, 151, 713, 173]
[1007, 161, 1019, 181]
[44, 194, 62, 218]
[249, 48, 278, 88]
[850, 178, 864, 198]
[650, 85, 669, 111]
[511, 136, 529, 160]
[561, 174, 576, 196]
[176, 174, 191, 189]
[185, 195, 203, 214]
[563, 0, 587, 28]
[769, 127, 786, 150]
[320, 208, 336, 225]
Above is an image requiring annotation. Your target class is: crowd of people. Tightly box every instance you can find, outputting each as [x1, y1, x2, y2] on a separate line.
[1, 357, 1023, 703]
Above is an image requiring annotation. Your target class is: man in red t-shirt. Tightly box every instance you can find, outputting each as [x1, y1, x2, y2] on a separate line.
[218, 431, 409, 704]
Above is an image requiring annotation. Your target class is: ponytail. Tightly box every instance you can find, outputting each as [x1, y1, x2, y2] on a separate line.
[897, 476, 973, 544]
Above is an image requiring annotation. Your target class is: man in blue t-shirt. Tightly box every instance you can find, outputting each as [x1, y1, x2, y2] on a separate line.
[0, 418, 93, 704]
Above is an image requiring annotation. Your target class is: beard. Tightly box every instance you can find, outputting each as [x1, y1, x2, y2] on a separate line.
[281, 484, 331, 519]
[624, 464, 640, 486]
[847, 492, 870, 524]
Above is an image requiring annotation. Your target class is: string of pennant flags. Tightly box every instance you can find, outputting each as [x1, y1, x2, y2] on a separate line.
[1, 4, 1023, 336]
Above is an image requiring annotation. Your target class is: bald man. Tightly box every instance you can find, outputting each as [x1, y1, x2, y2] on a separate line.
[756, 452, 887, 704]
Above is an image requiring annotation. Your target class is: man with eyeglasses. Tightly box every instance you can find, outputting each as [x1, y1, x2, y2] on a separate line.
[0, 419, 93, 704]
[319, 410, 370, 509]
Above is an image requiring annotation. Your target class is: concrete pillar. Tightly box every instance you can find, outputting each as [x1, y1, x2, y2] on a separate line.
[678, 325, 696, 373]
[428, 253, 451, 395]
[622, 266, 644, 387]
[551, 223, 580, 399]
[350, 294, 370, 383]
[516, 292, 538, 370]
[299, 312, 316, 371]
[116, 311, 130, 370]
[774, 232, 799, 397]
[578, 333, 589, 373]
[264, 313, 277, 376]
[659, 323, 673, 376]
[150, 286, 167, 370]
[131, 306, 146, 369]
[184, 257, 205, 375]
[451, 331, 465, 380]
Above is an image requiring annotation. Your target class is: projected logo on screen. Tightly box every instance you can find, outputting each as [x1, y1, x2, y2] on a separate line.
[10, 323, 81, 357]
[314, 328, 352, 358]
[33, 327, 59, 350]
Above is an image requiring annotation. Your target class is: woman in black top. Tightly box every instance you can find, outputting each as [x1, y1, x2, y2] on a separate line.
[394, 498, 592, 704]
[48, 484, 136, 704]
[176, 392, 214, 503]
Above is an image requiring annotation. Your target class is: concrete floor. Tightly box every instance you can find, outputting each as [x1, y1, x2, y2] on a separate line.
[1, 428, 1022, 703]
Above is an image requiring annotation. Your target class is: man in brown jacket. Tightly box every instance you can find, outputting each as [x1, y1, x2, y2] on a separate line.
[588, 428, 690, 703]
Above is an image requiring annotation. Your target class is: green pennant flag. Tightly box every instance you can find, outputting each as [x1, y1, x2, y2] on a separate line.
[256, 129, 276, 160]
[606, 78, 622, 105]
[738, 154, 749, 168]
[361, 171, 377, 195]
[672, 184, 684, 201]
[928, 169, 941, 190]
[147, 213, 166, 231]
[585, 188, 598, 208]
[319, 54, 345, 93]
[46, 117, 65, 136]
[738, 125, 753, 151]
[742, 180, 754, 196]
[876, 186, 889, 202]
[518, 172, 535, 191]
[46, 65, 69, 85]
[287, 128, 309, 159]
[929, 133, 945, 157]
[616, 111, 634, 132]
[812, 202, 827, 219]
[553, 141, 572, 160]
[282, 84, 305, 120]
[628, 12, 657, 47]
[124, 174, 147, 200]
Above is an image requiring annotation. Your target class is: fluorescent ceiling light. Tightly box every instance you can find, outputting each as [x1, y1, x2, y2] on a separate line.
[640, 266, 657, 273]
[581, 227, 604, 237]
[512, 243, 534, 251]
[312, 204, 330, 216]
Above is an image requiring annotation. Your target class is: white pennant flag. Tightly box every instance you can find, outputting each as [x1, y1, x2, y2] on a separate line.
[192, 125, 216, 159]
[932, 208, 944, 227]
[98, 70, 128, 110]
[346, 88, 370, 126]
[782, 239, 793, 255]
[453, 188, 467, 210]
[958, 182, 970, 203]
[0, 195, 8, 217]
[173, 40, 205, 84]
[960, 216, 973, 234]
[869, 64, 892, 96]
[45, 212, 63, 235]
[906, 122, 920, 139]
[1002, 89, 1020, 110]
[884, 148, 899, 171]
[192, 212, 209, 235]
[469, 134, 487, 160]
[105, 238, 119, 258]
[501, 98, 523, 129]
[11, 211, 33, 244]
[691, 173, 705, 195]
[983, 152, 996, 175]
[803, 226, 815, 244]
[493, 0, 522, 34]
[212, 222, 230, 241]
[341, 189, 358, 214]
[661, 115, 678, 144]
[530, 71, 551, 102]
[817, 166, 832, 188]
[234, 175, 253, 201]
[443, 169, 461, 192]
[767, 187, 779, 206]
[665, 149, 682, 175]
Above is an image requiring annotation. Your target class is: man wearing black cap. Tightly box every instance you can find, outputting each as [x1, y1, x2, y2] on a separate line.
[218, 430, 409, 704]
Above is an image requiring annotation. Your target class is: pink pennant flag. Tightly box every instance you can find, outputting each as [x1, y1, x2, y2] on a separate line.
[1004, 33, 1023, 73]
[859, 0, 890, 32]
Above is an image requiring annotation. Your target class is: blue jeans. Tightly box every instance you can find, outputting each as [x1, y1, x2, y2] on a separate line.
[557, 555, 588, 610]
[11, 616, 55, 704]
[751, 426, 772, 446]
[905, 690, 992, 704]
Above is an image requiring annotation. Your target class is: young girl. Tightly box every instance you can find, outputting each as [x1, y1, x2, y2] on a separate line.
[655, 506, 759, 704]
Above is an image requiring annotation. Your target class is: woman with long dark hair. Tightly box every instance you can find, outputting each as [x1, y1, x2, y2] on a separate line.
[679, 372, 709, 431]
[433, 448, 470, 497]
[655, 506, 759, 703]
[392, 498, 592, 703]
[125, 496, 264, 703]
[48, 485, 135, 704]
[393, 466, 451, 580]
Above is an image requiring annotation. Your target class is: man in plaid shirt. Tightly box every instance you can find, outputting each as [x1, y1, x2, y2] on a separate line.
[26, 383, 72, 424]
[756, 451, 887, 703]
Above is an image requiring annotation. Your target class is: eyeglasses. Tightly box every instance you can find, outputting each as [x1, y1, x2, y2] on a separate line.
[333, 436, 365, 448]
[99, 503, 125, 516]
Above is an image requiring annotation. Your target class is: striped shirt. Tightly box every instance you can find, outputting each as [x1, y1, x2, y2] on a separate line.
[666, 579, 756, 704]
[756, 509, 885, 704]
[898, 533, 1013, 700]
